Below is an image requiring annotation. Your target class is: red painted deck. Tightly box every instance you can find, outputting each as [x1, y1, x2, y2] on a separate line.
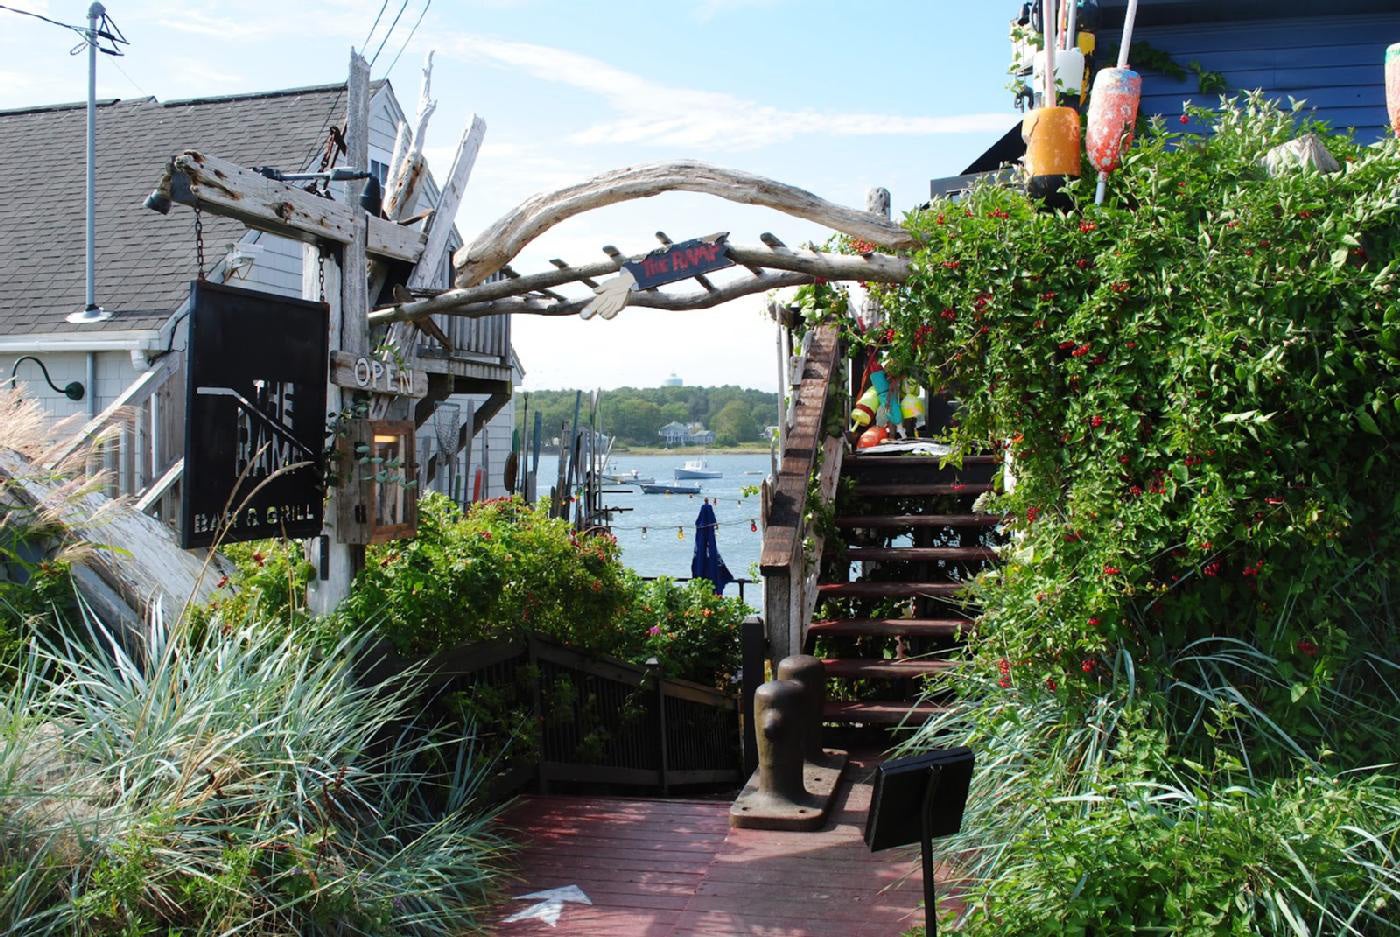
[490, 762, 938, 936]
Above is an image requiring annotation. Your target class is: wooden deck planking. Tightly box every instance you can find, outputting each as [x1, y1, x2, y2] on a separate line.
[491, 762, 933, 936]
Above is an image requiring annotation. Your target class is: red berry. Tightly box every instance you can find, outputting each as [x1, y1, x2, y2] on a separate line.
[1178, 113, 1189, 125]
[1081, 659, 1095, 673]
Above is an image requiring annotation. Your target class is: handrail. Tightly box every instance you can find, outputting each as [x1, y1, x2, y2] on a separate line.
[45, 354, 179, 470]
[759, 322, 844, 662]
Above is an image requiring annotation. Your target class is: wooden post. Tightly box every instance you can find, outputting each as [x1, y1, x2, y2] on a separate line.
[309, 49, 370, 616]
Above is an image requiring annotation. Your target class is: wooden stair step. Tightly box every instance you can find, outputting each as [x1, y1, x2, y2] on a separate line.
[822, 657, 957, 679]
[843, 546, 998, 563]
[817, 581, 964, 598]
[823, 700, 948, 725]
[835, 513, 1001, 529]
[808, 617, 974, 638]
[851, 482, 993, 497]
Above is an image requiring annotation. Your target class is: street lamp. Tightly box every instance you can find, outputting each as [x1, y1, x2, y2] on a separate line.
[8, 356, 86, 401]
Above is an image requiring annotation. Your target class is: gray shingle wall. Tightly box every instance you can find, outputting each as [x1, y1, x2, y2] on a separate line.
[0, 83, 386, 336]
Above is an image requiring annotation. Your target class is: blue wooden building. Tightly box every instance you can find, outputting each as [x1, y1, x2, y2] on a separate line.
[950, 0, 1399, 189]
[1097, 0, 1400, 141]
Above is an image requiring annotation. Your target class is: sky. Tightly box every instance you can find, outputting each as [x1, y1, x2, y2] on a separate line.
[0, 0, 1022, 392]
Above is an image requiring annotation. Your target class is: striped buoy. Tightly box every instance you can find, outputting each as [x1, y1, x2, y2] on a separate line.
[1087, 67, 1142, 204]
[1387, 43, 1400, 136]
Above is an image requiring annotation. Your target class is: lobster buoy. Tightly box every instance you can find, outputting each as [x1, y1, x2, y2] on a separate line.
[1025, 106, 1082, 205]
[850, 385, 880, 429]
[857, 425, 889, 449]
[870, 365, 903, 425]
[1032, 46, 1085, 107]
[900, 391, 927, 422]
[1087, 67, 1142, 204]
[1388, 43, 1400, 136]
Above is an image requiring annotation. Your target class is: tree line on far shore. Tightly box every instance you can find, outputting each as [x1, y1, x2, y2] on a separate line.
[516, 386, 780, 447]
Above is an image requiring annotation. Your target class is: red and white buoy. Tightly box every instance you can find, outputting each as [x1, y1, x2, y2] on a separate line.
[1087, 0, 1142, 204]
[1387, 42, 1400, 137]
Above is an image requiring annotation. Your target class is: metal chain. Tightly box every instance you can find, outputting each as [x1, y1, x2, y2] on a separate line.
[318, 246, 328, 302]
[194, 202, 206, 280]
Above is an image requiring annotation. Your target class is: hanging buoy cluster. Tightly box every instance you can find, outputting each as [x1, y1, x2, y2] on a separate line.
[1087, 67, 1142, 204]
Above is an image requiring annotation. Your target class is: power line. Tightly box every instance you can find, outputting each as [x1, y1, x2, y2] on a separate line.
[361, 0, 391, 51]
[382, 0, 432, 77]
[0, 3, 128, 55]
[368, 0, 410, 68]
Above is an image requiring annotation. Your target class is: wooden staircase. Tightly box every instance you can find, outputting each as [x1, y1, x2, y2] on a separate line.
[807, 451, 1001, 727]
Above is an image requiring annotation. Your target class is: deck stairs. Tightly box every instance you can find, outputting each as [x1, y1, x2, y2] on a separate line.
[807, 445, 1001, 728]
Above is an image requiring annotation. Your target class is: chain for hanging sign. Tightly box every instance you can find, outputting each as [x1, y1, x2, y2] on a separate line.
[317, 245, 328, 303]
[193, 201, 206, 281]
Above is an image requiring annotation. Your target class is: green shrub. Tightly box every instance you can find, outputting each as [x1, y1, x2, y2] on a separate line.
[0, 607, 510, 935]
[874, 97, 1400, 934]
[617, 574, 746, 686]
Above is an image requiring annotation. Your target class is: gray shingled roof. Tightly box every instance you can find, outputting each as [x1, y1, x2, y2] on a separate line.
[0, 83, 368, 335]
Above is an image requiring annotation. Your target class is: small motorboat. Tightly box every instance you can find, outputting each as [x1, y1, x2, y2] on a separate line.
[603, 469, 655, 485]
[641, 482, 701, 495]
[674, 457, 722, 480]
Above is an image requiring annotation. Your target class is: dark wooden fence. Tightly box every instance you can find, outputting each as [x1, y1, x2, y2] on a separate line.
[363, 633, 742, 796]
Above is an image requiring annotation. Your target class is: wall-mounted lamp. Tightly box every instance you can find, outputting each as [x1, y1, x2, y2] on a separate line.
[8, 355, 86, 401]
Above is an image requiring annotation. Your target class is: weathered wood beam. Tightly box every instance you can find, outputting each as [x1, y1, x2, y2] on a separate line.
[452, 160, 916, 286]
[166, 151, 425, 263]
[400, 270, 813, 320]
[369, 244, 908, 325]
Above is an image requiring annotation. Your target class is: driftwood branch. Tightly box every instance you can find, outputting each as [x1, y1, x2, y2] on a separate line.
[451, 160, 916, 286]
[370, 244, 909, 325]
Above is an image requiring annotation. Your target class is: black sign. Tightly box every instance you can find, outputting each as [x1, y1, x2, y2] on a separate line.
[864, 746, 974, 851]
[181, 280, 329, 549]
[624, 236, 734, 290]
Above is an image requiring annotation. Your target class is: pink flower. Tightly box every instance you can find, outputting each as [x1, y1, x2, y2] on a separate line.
[648, 625, 662, 637]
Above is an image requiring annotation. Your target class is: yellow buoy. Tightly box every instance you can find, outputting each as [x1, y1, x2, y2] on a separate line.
[1025, 106, 1081, 205]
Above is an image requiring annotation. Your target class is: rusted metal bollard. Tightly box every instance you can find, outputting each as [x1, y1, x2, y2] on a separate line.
[753, 678, 808, 807]
[776, 654, 826, 764]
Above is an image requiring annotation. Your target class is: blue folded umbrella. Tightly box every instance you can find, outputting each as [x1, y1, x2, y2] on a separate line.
[691, 501, 734, 595]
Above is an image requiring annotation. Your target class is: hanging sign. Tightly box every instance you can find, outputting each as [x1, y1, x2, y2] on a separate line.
[581, 234, 733, 321]
[181, 280, 329, 549]
[624, 234, 734, 290]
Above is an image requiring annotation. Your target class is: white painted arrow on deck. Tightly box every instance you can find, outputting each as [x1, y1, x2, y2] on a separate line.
[503, 884, 592, 926]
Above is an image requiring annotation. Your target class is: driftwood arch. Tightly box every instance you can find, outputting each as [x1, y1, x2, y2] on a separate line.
[369, 161, 917, 327]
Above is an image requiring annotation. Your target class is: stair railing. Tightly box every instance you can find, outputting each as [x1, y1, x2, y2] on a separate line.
[759, 322, 845, 663]
[46, 353, 186, 524]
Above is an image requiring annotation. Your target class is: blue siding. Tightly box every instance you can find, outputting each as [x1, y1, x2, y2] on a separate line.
[1100, 12, 1400, 140]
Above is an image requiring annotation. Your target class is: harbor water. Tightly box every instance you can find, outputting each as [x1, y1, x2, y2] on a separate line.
[530, 452, 771, 610]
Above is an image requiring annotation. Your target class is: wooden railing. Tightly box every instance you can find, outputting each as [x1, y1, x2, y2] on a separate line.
[759, 322, 845, 663]
[46, 354, 186, 525]
[416, 311, 511, 364]
[361, 632, 742, 797]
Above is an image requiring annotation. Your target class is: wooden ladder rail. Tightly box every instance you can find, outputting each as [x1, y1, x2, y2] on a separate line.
[759, 322, 844, 665]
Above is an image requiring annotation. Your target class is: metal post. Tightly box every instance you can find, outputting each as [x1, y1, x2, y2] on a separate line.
[84, 3, 103, 317]
[921, 765, 945, 937]
[776, 655, 826, 764]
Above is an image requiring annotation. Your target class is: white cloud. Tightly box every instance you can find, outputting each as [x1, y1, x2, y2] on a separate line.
[439, 33, 1012, 151]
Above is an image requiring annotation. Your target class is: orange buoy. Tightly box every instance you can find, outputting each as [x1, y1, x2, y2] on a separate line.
[1388, 43, 1400, 136]
[857, 425, 889, 449]
[1025, 106, 1082, 204]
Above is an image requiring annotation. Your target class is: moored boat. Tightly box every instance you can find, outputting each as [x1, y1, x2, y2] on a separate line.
[603, 469, 656, 485]
[641, 482, 701, 495]
[674, 457, 722, 479]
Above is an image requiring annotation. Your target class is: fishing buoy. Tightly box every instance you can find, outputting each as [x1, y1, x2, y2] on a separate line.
[1025, 0, 1080, 205]
[677, 527, 684, 541]
[900, 390, 927, 422]
[1388, 43, 1400, 136]
[1087, 67, 1142, 204]
[1025, 106, 1082, 204]
[857, 425, 889, 449]
[1032, 46, 1085, 106]
[870, 365, 903, 425]
[750, 519, 758, 532]
[850, 385, 880, 429]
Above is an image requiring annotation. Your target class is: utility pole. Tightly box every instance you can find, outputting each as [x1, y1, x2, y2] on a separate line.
[69, 2, 111, 324]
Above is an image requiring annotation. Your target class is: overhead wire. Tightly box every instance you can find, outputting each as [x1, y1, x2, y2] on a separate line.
[0, 3, 128, 54]
[368, 0, 411, 68]
[382, 0, 432, 77]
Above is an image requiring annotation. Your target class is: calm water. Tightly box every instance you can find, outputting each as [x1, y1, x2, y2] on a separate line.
[530, 453, 771, 609]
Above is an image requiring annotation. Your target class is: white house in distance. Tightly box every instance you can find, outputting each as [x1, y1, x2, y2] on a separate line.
[658, 421, 716, 446]
[0, 79, 519, 517]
